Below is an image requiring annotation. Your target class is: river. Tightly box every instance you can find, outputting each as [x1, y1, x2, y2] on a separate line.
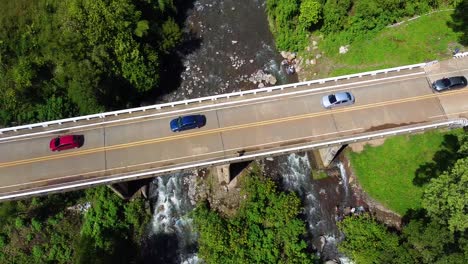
[142, 0, 352, 263]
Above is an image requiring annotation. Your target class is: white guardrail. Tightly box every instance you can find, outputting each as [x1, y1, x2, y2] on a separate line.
[454, 52, 468, 59]
[1, 118, 466, 201]
[0, 62, 428, 135]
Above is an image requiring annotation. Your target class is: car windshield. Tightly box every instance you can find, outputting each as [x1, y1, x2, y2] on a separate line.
[347, 93, 352, 100]
[177, 117, 183, 127]
[54, 138, 60, 147]
[328, 95, 337, 104]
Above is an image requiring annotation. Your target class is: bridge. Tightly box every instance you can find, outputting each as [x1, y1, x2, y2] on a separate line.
[1, 57, 467, 201]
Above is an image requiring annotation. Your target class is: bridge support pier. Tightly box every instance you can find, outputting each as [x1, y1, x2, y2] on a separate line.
[216, 164, 231, 186]
[214, 161, 252, 189]
[317, 145, 345, 167]
[107, 178, 152, 200]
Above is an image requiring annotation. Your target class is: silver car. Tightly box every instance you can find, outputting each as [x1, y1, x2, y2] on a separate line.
[321, 92, 355, 109]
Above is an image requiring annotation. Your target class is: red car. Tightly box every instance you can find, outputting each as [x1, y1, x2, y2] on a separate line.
[49, 135, 84, 152]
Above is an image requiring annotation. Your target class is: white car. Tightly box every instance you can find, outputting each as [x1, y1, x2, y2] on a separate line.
[321, 92, 355, 109]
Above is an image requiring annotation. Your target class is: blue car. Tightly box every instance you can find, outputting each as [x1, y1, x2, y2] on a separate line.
[170, 115, 206, 132]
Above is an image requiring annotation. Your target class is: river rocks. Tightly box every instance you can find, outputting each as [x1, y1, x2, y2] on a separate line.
[229, 54, 245, 69]
[280, 51, 300, 75]
[248, 69, 277, 86]
[280, 51, 297, 61]
[280, 51, 289, 58]
[319, 235, 326, 252]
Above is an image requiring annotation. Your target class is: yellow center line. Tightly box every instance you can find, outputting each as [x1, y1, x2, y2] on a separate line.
[1, 89, 466, 168]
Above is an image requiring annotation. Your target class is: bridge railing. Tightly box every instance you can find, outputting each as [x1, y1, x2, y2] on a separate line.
[0, 62, 428, 135]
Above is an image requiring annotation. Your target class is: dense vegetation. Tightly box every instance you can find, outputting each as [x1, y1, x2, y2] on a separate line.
[0, 1, 179, 262]
[0, 187, 149, 263]
[266, 0, 465, 52]
[0, 0, 182, 126]
[192, 165, 316, 263]
[342, 131, 468, 263]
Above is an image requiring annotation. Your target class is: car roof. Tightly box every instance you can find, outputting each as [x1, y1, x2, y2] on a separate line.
[181, 115, 197, 123]
[334, 92, 350, 101]
[58, 135, 75, 144]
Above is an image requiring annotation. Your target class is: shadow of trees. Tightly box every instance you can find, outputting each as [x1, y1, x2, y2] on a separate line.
[448, 0, 468, 46]
[412, 134, 461, 186]
[100, 0, 202, 110]
[141, 232, 197, 264]
[136, 0, 202, 105]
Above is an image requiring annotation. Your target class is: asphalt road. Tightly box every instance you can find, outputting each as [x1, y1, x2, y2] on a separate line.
[1, 57, 467, 199]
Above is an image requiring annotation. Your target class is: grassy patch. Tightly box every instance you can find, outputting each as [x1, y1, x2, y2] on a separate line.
[348, 129, 463, 215]
[311, 169, 328, 180]
[319, 10, 464, 76]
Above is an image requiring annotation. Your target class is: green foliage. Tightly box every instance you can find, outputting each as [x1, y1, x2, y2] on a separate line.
[266, 0, 309, 51]
[422, 157, 468, 232]
[192, 166, 314, 263]
[321, 0, 352, 34]
[448, 0, 468, 45]
[0, 187, 149, 263]
[159, 18, 183, 54]
[0, 192, 84, 263]
[0, 0, 182, 126]
[298, 0, 321, 30]
[135, 20, 150, 37]
[76, 186, 150, 263]
[401, 217, 462, 263]
[338, 215, 411, 264]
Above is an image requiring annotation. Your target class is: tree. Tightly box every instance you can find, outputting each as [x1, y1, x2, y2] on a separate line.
[448, 0, 468, 45]
[266, 0, 308, 51]
[192, 166, 315, 264]
[298, 0, 321, 30]
[422, 157, 468, 232]
[338, 214, 412, 264]
[0, 0, 182, 126]
[402, 218, 455, 263]
[321, 0, 352, 34]
[77, 187, 150, 263]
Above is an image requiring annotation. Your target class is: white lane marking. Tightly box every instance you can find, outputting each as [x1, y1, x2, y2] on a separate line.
[0, 127, 364, 190]
[0, 72, 425, 142]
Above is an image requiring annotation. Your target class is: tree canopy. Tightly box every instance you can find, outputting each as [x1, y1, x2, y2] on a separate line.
[422, 158, 468, 232]
[0, 0, 182, 126]
[192, 166, 315, 264]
